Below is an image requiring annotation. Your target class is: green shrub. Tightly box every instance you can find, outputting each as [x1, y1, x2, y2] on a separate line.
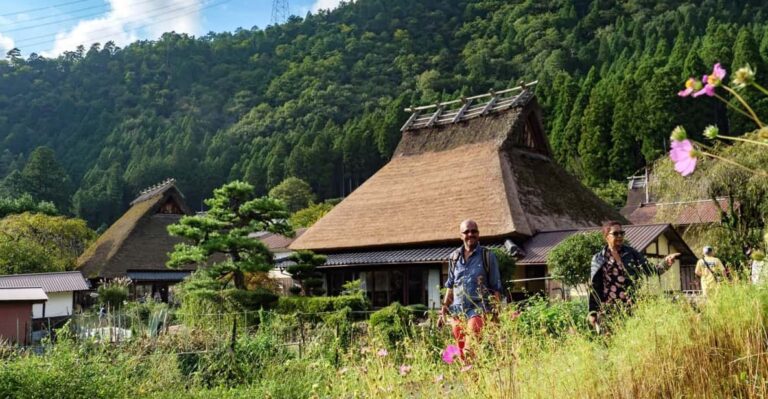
[369, 302, 413, 347]
[276, 294, 369, 314]
[223, 288, 279, 310]
[547, 231, 605, 286]
[97, 277, 131, 310]
[123, 299, 170, 337]
[515, 295, 589, 337]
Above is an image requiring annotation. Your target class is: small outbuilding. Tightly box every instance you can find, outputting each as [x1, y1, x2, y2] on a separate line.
[0, 287, 47, 345]
[0, 271, 89, 320]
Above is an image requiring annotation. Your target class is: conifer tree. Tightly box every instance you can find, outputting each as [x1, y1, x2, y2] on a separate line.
[167, 180, 293, 290]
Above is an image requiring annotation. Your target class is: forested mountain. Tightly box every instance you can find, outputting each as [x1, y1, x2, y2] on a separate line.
[1, 0, 767, 227]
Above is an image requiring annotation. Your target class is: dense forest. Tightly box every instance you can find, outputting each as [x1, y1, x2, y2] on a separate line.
[1, 0, 768, 228]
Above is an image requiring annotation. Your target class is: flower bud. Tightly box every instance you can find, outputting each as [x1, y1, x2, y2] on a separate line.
[689, 149, 702, 158]
[732, 65, 755, 89]
[758, 127, 768, 140]
[703, 125, 719, 140]
[670, 125, 687, 141]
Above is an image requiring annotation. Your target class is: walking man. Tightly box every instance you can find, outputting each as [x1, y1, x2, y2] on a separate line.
[695, 246, 726, 297]
[439, 219, 502, 359]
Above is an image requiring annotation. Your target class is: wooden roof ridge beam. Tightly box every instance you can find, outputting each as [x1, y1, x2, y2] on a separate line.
[425, 104, 445, 127]
[402, 81, 539, 113]
[400, 108, 422, 131]
[452, 97, 473, 123]
[480, 90, 498, 115]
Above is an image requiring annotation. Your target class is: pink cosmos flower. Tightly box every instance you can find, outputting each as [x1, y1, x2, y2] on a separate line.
[435, 374, 444, 383]
[678, 78, 699, 97]
[669, 139, 697, 176]
[460, 365, 473, 372]
[399, 364, 412, 376]
[442, 344, 461, 364]
[377, 349, 388, 357]
[693, 63, 726, 97]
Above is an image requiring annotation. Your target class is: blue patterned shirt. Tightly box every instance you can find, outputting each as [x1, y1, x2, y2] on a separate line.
[445, 245, 502, 317]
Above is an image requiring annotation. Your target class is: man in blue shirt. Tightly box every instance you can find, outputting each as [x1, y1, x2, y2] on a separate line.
[439, 219, 502, 359]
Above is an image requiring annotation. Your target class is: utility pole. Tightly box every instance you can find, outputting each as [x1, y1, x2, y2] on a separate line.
[271, 0, 289, 25]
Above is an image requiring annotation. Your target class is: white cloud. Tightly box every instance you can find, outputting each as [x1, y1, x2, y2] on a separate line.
[311, 0, 345, 13]
[43, 0, 203, 57]
[0, 33, 15, 54]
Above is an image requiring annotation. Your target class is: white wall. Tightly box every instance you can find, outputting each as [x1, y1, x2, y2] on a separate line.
[428, 268, 441, 309]
[32, 291, 73, 319]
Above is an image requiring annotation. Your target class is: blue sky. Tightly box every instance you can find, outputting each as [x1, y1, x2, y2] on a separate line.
[0, 0, 343, 57]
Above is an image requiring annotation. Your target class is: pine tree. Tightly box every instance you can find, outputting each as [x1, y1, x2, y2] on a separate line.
[21, 147, 73, 212]
[167, 180, 293, 290]
[578, 80, 614, 186]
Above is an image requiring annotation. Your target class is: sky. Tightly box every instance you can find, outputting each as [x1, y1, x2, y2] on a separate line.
[0, 0, 345, 58]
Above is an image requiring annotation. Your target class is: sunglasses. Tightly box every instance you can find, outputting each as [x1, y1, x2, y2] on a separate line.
[462, 229, 479, 235]
[610, 231, 625, 237]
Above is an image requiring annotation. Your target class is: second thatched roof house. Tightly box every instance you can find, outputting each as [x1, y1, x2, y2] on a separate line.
[77, 179, 196, 302]
[290, 84, 624, 307]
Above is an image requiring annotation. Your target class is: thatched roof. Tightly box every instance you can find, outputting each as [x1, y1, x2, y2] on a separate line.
[291, 87, 622, 252]
[77, 180, 195, 279]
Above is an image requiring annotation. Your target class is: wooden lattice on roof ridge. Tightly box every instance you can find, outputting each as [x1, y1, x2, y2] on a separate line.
[400, 80, 538, 132]
[130, 178, 177, 205]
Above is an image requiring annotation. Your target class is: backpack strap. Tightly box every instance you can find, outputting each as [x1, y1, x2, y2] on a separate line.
[449, 247, 492, 281]
[448, 247, 461, 279]
[702, 258, 722, 282]
[482, 247, 492, 278]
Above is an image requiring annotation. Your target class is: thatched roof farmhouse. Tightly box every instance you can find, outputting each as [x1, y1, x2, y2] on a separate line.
[77, 179, 195, 301]
[291, 84, 647, 307]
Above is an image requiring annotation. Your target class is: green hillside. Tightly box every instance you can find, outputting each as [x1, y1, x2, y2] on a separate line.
[1, 0, 767, 226]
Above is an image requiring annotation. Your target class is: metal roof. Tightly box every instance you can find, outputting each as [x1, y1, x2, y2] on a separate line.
[0, 287, 48, 302]
[126, 271, 192, 282]
[319, 244, 503, 268]
[625, 198, 730, 226]
[255, 228, 307, 251]
[518, 224, 672, 265]
[0, 271, 89, 293]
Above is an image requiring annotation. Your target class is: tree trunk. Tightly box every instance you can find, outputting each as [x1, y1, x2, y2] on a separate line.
[233, 270, 246, 290]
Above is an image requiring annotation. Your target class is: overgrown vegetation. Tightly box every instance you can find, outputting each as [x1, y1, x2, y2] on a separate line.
[2, 282, 767, 397]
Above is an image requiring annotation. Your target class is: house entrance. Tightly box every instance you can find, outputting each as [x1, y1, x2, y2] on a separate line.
[365, 268, 428, 308]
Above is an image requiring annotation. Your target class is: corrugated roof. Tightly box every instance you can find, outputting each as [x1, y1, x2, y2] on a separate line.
[126, 271, 192, 282]
[518, 224, 671, 265]
[625, 198, 730, 225]
[319, 244, 503, 268]
[0, 287, 48, 302]
[0, 271, 89, 292]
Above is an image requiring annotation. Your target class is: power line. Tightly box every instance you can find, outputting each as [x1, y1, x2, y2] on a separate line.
[0, 0, 98, 18]
[13, 0, 221, 46]
[15, 0, 233, 51]
[5, 0, 205, 35]
[2, 2, 110, 27]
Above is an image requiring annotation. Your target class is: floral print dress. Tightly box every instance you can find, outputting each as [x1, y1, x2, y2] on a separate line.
[600, 248, 633, 309]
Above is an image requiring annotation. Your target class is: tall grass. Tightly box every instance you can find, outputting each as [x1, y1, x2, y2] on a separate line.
[1, 282, 767, 398]
[325, 283, 768, 398]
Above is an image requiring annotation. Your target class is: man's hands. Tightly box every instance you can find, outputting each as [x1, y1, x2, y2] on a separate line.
[437, 304, 449, 328]
[664, 253, 681, 266]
